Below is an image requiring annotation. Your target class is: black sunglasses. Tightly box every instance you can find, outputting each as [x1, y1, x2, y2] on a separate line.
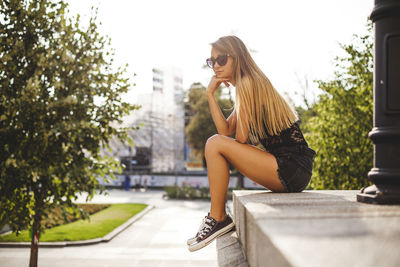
[206, 54, 230, 68]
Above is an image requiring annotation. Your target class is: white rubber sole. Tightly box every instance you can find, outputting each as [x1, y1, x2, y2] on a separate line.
[188, 222, 235, 252]
[186, 236, 197, 246]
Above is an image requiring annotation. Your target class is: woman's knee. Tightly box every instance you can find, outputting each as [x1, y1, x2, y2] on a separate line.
[205, 134, 224, 157]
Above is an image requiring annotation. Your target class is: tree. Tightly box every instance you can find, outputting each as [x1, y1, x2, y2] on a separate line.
[292, 74, 317, 132]
[0, 1, 138, 266]
[185, 83, 233, 160]
[303, 23, 373, 189]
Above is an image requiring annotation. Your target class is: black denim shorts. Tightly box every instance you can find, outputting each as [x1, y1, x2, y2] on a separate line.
[269, 145, 316, 193]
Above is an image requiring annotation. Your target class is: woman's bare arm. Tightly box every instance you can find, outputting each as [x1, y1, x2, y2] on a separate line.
[207, 92, 236, 136]
[235, 111, 249, 143]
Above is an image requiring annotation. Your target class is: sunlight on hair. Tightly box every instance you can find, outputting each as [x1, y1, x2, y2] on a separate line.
[211, 36, 298, 142]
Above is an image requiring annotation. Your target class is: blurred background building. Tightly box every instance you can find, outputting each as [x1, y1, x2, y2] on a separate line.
[103, 66, 185, 175]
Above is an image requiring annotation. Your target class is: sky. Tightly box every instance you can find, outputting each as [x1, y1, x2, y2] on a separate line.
[67, 0, 374, 107]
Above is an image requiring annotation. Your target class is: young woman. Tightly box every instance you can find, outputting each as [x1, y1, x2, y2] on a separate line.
[187, 36, 316, 252]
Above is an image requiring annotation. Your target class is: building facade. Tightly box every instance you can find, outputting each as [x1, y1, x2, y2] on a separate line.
[103, 66, 185, 174]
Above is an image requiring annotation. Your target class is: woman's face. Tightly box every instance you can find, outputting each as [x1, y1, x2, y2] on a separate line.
[211, 47, 234, 80]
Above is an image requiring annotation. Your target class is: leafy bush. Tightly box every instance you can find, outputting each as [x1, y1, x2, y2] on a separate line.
[164, 184, 233, 200]
[41, 204, 110, 229]
[303, 24, 373, 190]
[164, 184, 210, 199]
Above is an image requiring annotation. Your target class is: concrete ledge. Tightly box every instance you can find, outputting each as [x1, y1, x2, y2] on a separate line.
[233, 190, 400, 267]
[0, 205, 154, 248]
[216, 230, 248, 267]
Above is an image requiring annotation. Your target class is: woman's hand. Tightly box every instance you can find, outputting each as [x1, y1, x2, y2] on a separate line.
[206, 75, 231, 97]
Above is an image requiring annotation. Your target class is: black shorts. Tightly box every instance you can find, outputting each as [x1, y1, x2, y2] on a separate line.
[269, 145, 316, 193]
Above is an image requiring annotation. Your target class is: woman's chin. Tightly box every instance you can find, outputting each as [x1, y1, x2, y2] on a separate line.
[216, 73, 227, 79]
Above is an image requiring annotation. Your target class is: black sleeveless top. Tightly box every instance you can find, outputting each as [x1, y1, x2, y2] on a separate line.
[249, 121, 308, 152]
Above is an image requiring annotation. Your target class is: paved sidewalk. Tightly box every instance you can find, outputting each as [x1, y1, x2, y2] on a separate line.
[0, 189, 221, 267]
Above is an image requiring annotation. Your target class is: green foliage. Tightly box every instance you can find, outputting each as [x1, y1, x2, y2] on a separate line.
[41, 203, 110, 229]
[185, 83, 233, 157]
[303, 24, 373, 189]
[164, 184, 210, 199]
[0, 0, 139, 236]
[164, 184, 233, 200]
[296, 106, 316, 130]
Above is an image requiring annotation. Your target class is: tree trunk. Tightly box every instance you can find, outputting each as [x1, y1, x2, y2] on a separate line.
[29, 216, 40, 267]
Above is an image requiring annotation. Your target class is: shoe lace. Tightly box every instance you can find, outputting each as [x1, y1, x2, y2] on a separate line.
[198, 216, 216, 239]
[194, 214, 209, 237]
[197, 216, 206, 232]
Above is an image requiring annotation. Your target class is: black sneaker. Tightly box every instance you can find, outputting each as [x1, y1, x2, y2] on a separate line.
[188, 214, 235, 252]
[187, 214, 208, 246]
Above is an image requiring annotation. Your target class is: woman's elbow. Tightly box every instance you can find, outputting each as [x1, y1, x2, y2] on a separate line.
[235, 132, 248, 144]
[235, 137, 247, 144]
[218, 130, 233, 137]
[222, 128, 235, 137]
[216, 126, 234, 136]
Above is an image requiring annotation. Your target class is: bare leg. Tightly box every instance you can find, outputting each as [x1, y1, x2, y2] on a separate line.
[205, 136, 231, 221]
[205, 134, 285, 221]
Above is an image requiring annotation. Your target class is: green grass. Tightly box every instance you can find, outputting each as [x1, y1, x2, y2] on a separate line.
[0, 203, 147, 242]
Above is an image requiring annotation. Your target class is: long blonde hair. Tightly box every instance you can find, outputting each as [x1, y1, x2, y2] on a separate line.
[211, 36, 298, 141]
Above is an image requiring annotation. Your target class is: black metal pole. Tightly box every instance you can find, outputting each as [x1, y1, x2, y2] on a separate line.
[357, 0, 400, 204]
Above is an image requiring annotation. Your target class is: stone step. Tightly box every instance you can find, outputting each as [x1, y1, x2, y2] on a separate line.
[233, 190, 400, 267]
[216, 230, 248, 267]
